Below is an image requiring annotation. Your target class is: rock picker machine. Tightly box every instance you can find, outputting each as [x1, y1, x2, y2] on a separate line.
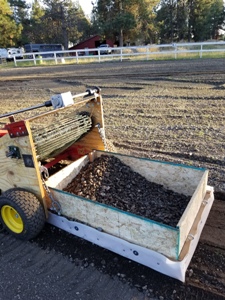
[0, 88, 214, 281]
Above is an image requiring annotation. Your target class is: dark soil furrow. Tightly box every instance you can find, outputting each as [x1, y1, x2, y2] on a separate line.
[1, 59, 225, 299]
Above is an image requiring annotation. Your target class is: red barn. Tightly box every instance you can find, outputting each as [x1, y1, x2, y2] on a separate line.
[69, 35, 114, 55]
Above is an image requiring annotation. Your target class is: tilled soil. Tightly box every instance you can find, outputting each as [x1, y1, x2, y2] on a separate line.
[64, 154, 190, 227]
[0, 59, 225, 300]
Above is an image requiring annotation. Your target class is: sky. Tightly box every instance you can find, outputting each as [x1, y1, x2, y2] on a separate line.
[26, 1, 93, 16]
[78, 0, 93, 16]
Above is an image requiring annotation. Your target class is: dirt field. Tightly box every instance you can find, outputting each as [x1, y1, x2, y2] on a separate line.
[0, 59, 225, 299]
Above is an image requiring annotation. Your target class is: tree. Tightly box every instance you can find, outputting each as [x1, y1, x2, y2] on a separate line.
[93, 0, 159, 46]
[0, 0, 22, 47]
[207, 0, 225, 39]
[93, 0, 137, 46]
[156, 0, 225, 43]
[8, 0, 30, 45]
[8, 0, 28, 23]
[156, 0, 177, 43]
[38, 0, 91, 49]
[22, 0, 45, 44]
[134, 0, 161, 44]
[187, 0, 224, 41]
[176, 0, 189, 41]
[18, 0, 91, 48]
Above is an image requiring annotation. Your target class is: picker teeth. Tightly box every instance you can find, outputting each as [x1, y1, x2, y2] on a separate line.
[32, 113, 92, 160]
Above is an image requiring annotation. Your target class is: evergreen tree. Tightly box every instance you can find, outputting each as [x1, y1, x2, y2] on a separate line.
[176, 0, 189, 41]
[93, 0, 159, 46]
[156, 0, 224, 43]
[0, 0, 22, 47]
[40, 0, 90, 49]
[8, 0, 28, 23]
[23, 0, 45, 44]
[156, 0, 177, 43]
[17, 0, 91, 48]
[207, 0, 225, 39]
[128, 0, 159, 44]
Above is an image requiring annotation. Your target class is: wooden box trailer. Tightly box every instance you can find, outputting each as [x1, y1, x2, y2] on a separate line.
[0, 89, 214, 282]
[46, 150, 214, 281]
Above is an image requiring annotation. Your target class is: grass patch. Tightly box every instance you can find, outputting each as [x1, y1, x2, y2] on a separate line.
[4, 47, 225, 68]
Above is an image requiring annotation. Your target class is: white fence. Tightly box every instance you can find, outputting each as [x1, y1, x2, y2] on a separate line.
[13, 41, 225, 66]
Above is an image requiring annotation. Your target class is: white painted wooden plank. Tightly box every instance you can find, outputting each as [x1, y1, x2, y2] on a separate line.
[46, 155, 89, 190]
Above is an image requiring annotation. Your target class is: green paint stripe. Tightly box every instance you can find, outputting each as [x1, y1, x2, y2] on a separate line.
[98, 150, 206, 171]
[51, 187, 179, 233]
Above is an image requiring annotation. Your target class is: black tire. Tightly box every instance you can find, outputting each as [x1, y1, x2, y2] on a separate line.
[0, 220, 4, 232]
[0, 188, 46, 240]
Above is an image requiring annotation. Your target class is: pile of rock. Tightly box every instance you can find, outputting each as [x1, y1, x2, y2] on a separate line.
[64, 155, 190, 227]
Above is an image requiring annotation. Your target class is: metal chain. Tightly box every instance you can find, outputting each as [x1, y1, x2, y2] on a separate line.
[95, 123, 108, 151]
[39, 122, 106, 216]
[40, 164, 62, 215]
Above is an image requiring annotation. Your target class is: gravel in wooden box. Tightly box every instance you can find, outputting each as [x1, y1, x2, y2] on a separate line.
[46, 151, 208, 260]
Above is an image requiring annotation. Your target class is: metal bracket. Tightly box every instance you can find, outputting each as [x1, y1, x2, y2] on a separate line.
[22, 154, 35, 168]
[5, 121, 28, 138]
[51, 92, 74, 109]
[6, 146, 21, 159]
[40, 165, 62, 215]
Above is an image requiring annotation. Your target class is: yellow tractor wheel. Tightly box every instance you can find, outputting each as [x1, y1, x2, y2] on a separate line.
[0, 188, 46, 240]
[1, 205, 24, 233]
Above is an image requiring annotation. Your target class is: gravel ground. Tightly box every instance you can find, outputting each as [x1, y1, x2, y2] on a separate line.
[0, 59, 225, 299]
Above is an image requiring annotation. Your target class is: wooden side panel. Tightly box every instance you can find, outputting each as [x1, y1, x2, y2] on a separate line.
[96, 152, 205, 196]
[46, 155, 89, 191]
[46, 150, 208, 259]
[178, 187, 213, 261]
[50, 188, 179, 259]
[177, 170, 208, 252]
[0, 132, 42, 198]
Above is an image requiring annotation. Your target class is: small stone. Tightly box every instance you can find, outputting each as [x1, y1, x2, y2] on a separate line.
[188, 269, 193, 277]
[63, 155, 190, 227]
[142, 285, 148, 290]
[135, 284, 141, 288]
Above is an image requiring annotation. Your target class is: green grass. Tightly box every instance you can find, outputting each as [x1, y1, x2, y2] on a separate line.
[2, 48, 225, 68]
